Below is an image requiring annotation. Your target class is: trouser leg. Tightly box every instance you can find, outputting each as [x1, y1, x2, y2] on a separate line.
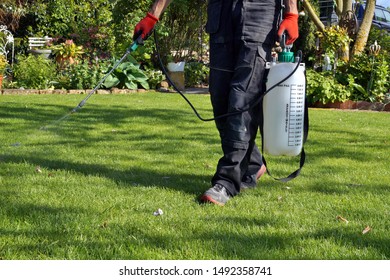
[208, 0, 280, 197]
[210, 42, 267, 196]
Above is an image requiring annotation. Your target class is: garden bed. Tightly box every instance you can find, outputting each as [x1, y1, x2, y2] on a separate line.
[0, 88, 145, 95]
[2, 88, 389, 112]
[311, 100, 390, 112]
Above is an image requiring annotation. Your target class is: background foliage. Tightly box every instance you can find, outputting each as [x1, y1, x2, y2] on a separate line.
[12, 54, 57, 89]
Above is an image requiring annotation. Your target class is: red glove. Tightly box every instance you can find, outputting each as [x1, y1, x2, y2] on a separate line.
[277, 13, 299, 45]
[133, 12, 159, 41]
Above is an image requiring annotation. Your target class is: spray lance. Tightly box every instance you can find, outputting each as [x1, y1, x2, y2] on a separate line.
[71, 37, 144, 114]
[40, 37, 144, 130]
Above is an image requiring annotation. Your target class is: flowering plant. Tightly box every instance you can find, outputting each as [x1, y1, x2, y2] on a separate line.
[52, 39, 83, 60]
[0, 54, 8, 74]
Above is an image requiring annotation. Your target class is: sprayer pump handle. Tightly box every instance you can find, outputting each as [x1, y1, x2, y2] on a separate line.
[280, 33, 293, 51]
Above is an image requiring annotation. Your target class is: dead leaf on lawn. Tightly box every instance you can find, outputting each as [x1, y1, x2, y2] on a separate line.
[362, 226, 371, 235]
[336, 215, 349, 224]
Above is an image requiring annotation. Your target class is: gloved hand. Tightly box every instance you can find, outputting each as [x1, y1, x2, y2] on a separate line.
[133, 12, 159, 41]
[277, 13, 299, 45]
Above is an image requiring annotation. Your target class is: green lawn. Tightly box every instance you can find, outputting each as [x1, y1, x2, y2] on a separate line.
[0, 92, 389, 260]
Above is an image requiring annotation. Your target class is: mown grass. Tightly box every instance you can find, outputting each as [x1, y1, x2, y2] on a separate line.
[0, 92, 389, 260]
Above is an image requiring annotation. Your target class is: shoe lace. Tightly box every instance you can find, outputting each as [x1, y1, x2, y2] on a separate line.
[214, 184, 225, 192]
[214, 184, 231, 197]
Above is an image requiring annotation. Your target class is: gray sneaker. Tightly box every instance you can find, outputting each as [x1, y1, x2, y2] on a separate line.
[200, 184, 231, 206]
[241, 164, 267, 191]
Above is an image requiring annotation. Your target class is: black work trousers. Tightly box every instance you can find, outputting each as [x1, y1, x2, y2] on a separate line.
[206, 0, 281, 196]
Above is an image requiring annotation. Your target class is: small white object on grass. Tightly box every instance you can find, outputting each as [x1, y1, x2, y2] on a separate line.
[153, 208, 163, 216]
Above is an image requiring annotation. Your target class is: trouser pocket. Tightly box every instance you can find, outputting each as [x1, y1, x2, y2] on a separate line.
[205, 0, 223, 34]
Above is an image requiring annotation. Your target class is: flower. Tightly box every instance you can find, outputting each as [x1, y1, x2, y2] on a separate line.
[0, 54, 8, 74]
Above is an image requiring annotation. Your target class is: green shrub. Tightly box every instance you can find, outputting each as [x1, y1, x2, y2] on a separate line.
[306, 69, 352, 104]
[13, 54, 57, 89]
[29, 0, 115, 58]
[143, 68, 164, 90]
[185, 61, 209, 87]
[57, 59, 110, 90]
[346, 53, 389, 102]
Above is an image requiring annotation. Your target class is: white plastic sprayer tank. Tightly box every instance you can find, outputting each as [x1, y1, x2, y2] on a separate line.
[262, 51, 306, 156]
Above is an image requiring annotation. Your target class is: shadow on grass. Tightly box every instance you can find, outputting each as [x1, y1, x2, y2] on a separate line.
[1, 153, 210, 196]
[0, 101, 216, 145]
[1, 100, 218, 194]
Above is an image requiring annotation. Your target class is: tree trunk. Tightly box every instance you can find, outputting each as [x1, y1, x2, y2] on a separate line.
[338, 0, 353, 62]
[351, 0, 376, 57]
[302, 0, 325, 33]
[342, 0, 353, 14]
[335, 0, 343, 17]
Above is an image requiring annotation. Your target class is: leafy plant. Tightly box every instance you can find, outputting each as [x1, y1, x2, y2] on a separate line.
[52, 39, 83, 59]
[143, 68, 164, 90]
[103, 57, 149, 90]
[13, 54, 57, 89]
[51, 39, 83, 68]
[306, 69, 351, 104]
[184, 61, 209, 87]
[317, 25, 352, 55]
[57, 58, 110, 90]
[345, 52, 389, 102]
[371, 57, 389, 101]
[308, 25, 390, 104]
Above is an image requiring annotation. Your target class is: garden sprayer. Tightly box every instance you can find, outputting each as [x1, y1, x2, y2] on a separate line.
[260, 33, 309, 182]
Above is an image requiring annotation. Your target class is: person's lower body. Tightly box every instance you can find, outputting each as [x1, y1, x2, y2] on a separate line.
[200, 0, 280, 205]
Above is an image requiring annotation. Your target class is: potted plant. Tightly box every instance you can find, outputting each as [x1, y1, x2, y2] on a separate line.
[0, 54, 8, 89]
[51, 39, 83, 67]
